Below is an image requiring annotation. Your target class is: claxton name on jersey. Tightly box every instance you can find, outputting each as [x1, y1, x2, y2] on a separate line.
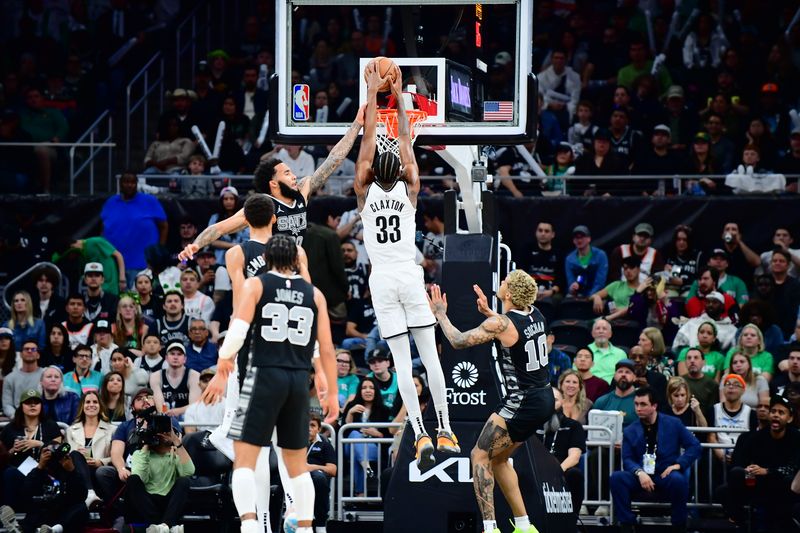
[524, 321, 545, 337]
[368, 198, 406, 213]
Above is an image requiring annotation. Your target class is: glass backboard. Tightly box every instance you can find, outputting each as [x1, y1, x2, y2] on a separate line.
[270, 0, 536, 146]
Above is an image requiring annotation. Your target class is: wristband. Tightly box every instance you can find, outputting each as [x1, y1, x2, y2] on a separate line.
[219, 318, 250, 359]
[175, 442, 183, 449]
[634, 469, 643, 477]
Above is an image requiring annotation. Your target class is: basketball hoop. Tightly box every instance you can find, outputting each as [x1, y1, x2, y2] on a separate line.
[375, 109, 428, 158]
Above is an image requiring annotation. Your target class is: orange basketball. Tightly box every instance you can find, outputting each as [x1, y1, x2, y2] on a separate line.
[364, 56, 398, 92]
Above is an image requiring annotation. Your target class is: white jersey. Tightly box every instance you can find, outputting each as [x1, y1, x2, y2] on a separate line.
[361, 181, 417, 267]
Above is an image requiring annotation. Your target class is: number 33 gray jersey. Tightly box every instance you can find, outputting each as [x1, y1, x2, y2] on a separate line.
[251, 271, 317, 370]
[360, 181, 418, 267]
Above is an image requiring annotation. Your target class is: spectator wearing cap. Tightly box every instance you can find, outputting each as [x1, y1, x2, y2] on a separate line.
[365, 348, 398, 409]
[660, 85, 697, 151]
[632, 124, 689, 193]
[707, 373, 757, 464]
[206, 185, 249, 267]
[538, 48, 582, 129]
[184, 318, 217, 373]
[607, 106, 643, 169]
[134, 270, 163, 324]
[193, 247, 218, 298]
[39, 365, 79, 424]
[673, 292, 738, 352]
[30, 265, 66, 326]
[183, 368, 225, 433]
[101, 172, 169, 289]
[0, 388, 63, 507]
[608, 223, 664, 284]
[592, 359, 639, 427]
[164, 88, 200, 138]
[63, 344, 103, 396]
[544, 143, 574, 193]
[758, 227, 800, 278]
[610, 386, 701, 533]
[2, 339, 45, 417]
[756, 83, 791, 152]
[777, 127, 800, 191]
[564, 225, 608, 298]
[82, 262, 119, 323]
[686, 257, 747, 316]
[591, 256, 642, 320]
[571, 128, 627, 196]
[721, 395, 800, 530]
[685, 131, 723, 195]
[94, 387, 183, 517]
[64, 236, 127, 296]
[89, 319, 118, 373]
[180, 154, 213, 198]
[703, 112, 737, 173]
[587, 319, 628, 385]
[150, 342, 200, 419]
[617, 40, 673, 97]
[767, 249, 800, 339]
[3, 290, 46, 351]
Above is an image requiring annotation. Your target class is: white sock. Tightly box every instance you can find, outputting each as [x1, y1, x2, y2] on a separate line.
[255, 447, 272, 533]
[316, 527, 327, 533]
[483, 520, 497, 532]
[386, 335, 426, 437]
[296, 528, 313, 533]
[514, 515, 530, 529]
[288, 472, 315, 522]
[232, 468, 257, 518]
[410, 326, 451, 432]
[240, 520, 261, 533]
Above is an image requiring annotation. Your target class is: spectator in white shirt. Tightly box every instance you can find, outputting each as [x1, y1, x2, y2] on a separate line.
[277, 145, 316, 179]
[180, 269, 215, 324]
[538, 48, 581, 124]
[183, 368, 225, 433]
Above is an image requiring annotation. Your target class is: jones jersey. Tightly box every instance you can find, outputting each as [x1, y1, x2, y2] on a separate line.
[360, 181, 417, 266]
[499, 308, 550, 392]
[250, 271, 317, 370]
[270, 190, 307, 246]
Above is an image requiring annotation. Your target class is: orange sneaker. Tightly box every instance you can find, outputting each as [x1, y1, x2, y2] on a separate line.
[436, 430, 461, 454]
[415, 434, 435, 472]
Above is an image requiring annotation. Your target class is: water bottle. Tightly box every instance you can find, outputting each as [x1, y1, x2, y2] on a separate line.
[257, 64, 268, 91]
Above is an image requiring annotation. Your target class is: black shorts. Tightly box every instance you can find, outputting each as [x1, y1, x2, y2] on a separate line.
[228, 366, 310, 449]
[495, 385, 555, 443]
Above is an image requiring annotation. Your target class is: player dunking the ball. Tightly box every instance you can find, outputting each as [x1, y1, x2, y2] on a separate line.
[428, 272, 554, 533]
[354, 61, 458, 470]
[203, 235, 334, 533]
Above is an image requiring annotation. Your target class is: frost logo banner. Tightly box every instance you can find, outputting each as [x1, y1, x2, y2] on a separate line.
[447, 361, 486, 406]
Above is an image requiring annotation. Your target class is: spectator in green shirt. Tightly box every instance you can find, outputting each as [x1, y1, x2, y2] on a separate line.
[18, 86, 69, 193]
[126, 425, 195, 530]
[588, 319, 628, 384]
[676, 321, 726, 379]
[54, 237, 127, 295]
[591, 255, 641, 320]
[616, 40, 673, 96]
[723, 323, 774, 381]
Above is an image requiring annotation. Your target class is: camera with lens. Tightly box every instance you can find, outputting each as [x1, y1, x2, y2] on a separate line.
[46, 441, 72, 461]
[133, 407, 173, 447]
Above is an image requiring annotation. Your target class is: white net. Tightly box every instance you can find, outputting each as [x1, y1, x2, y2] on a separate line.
[375, 109, 428, 157]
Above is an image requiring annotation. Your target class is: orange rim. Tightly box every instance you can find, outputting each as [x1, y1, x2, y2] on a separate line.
[376, 109, 428, 139]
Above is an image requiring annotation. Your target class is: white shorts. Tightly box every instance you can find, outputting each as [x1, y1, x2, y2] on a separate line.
[369, 262, 436, 338]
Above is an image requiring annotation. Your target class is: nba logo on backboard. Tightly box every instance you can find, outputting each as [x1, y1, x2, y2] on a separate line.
[293, 84, 310, 121]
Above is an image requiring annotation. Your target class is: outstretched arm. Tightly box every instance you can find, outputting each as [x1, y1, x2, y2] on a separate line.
[429, 284, 511, 349]
[354, 64, 384, 210]
[179, 209, 248, 261]
[390, 68, 420, 201]
[300, 106, 365, 200]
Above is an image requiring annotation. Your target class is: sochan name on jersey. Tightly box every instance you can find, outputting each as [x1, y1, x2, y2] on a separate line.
[542, 482, 574, 514]
[447, 361, 486, 406]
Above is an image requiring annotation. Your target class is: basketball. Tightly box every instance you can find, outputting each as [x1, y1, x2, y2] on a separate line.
[364, 56, 398, 92]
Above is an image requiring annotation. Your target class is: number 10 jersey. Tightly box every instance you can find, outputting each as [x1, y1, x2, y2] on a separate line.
[361, 181, 418, 267]
[251, 271, 317, 370]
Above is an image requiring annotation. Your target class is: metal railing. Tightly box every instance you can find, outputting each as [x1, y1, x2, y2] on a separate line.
[69, 111, 115, 194]
[125, 52, 165, 169]
[174, 0, 233, 89]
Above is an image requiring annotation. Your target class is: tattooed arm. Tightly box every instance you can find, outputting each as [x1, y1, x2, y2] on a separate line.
[428, 284, 512, 349]
[177, 209, 247, 261]
[299, 106, 365, 200]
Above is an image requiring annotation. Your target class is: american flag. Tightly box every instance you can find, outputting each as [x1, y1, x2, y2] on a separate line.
[483, 101, 513, 121]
